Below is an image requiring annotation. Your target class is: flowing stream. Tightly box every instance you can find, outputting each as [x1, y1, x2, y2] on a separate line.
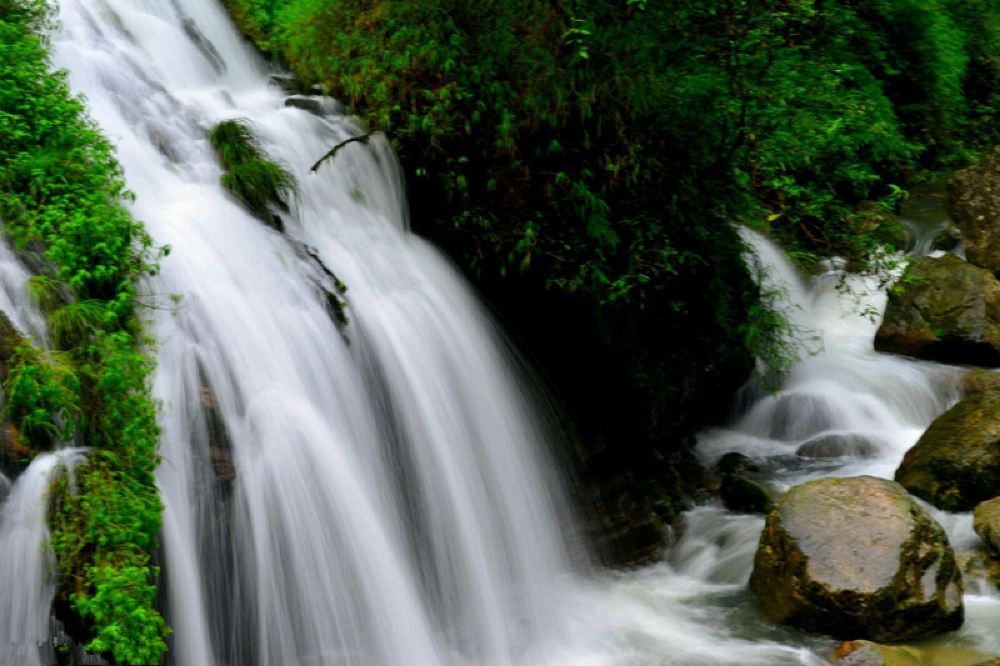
[0, 1, 987, 664]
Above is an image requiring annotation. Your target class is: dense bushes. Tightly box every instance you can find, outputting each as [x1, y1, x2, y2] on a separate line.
[223, 0, 1000, 430]
[0, 1, 168, 661]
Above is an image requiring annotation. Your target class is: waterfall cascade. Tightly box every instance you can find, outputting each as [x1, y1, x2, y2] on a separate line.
[0, 1, 996, 664]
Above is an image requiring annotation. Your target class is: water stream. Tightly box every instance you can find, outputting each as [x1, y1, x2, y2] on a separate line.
[0, 1, 986, 664]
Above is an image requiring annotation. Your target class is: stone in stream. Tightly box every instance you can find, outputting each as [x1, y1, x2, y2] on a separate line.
[960, 368, 1000, 395]
[974, 497, 1000, 553]
[834, 640, 1000, 666]
[895, 390, 1000, 511]
[719, 473, 774, 514]
[875, 254, 1000, 366]
[931, 224, 963, 252]
[949, 146, 1000, 275]
[750, 476, 963, 642]
[796, 433, 880, 459]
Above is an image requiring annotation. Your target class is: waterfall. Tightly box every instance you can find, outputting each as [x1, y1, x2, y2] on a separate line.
[0, 449, 86, 666]
[36, 2, 1000, 665]
[52, 2, 575, 664]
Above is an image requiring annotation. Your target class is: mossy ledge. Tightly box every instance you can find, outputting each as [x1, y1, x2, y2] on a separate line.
[0, 1, 169, 662]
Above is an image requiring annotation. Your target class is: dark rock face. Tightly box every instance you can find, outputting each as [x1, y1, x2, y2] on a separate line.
[949, 146, 1000, 275]
[896, 390, 1000, 511]
[875, 254, 1000, 366]
[751, 476, 963, 642]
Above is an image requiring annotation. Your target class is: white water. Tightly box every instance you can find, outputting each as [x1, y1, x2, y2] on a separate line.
[0, 449, 86, 666]
[32, 2, 1000, 665]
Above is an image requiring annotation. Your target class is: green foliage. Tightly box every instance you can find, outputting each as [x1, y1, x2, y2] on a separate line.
[220, 0, 1000, 410]
[209, 118, 294, 220]
[3, 343, 80, 448]
[0, 1, 168, 661]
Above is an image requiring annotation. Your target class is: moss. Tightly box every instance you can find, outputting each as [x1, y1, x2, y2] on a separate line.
[209, 119, 294, 222]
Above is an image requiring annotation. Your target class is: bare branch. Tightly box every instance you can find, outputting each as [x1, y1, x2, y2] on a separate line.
[310, 130, 378, 172]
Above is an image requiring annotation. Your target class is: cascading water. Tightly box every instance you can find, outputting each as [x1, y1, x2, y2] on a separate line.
[31, 2, 1000, 665]
[0, 449, 86, 666]
[53, 2, 574, 665]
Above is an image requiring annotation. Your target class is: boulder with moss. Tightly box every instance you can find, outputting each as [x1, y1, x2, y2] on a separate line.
[750, 476, 963, 642]
[875, 255, 1000, 365]
[895, 391, 1000, 511]
[974, 497, 1000, 553]
[949, 146, 1000, 275]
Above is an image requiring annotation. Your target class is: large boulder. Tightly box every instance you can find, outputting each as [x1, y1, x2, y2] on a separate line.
[750, 476, 963, 642]
[875, 255, 1000, 365]
[949, 146, 1000, 275]
[895, 391, 1000, 511]
[974, 497, 1000, 553]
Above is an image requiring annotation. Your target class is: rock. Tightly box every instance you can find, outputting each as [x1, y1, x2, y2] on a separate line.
[956, 550, 1000, 591]
[960, 368, 1000, 395]
[931, 225, 963, 252]
[974, 497, 1000, 553]
[750, 476, 963, 642]
[834, 640, 999, 666]
[716, 452, 760, 475]
[284, 96, 325, 116]
[797, 433, 880, 459]
[720, 474, 774, 514]
[875, 254, 1000, 365]
[895, 390, 1000, 511]
[949, 146, 1000, 275]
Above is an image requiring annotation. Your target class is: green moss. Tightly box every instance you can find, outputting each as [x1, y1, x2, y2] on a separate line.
[0, 1, 168, 661]
[209, 118, 295, 221]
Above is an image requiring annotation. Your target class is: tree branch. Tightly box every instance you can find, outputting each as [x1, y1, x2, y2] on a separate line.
[310, 130, 378, 172]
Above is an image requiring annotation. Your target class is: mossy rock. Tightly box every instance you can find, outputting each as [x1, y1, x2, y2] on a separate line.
[875, 255, 1000, 366]
[834, 640, 999, 666]
[895, 391, 1000, 511]
[931, 225, 963, 252]
[974, 497, 1000, 554]
[956, 550, 1000, 590]
[750, 476, 963, 642]
[720, 473, 775, 514]
[960, 369, 1000, 395]
[949, 146, 1000, 276]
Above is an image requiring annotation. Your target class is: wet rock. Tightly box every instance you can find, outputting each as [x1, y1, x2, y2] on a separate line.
[834, 640, 998, 666]
[931, 225, 963, 252]
[719, 473, 774, 514]
[750, 476, 963, 642]
[895, 390, 1000, 511]
[948, 146, 1000, 275]
[956, 550, 1000, 591]
[960, 368, 1000, 395]
[796, 433, 880, 459]
[974, 497, 1000, 553]
[284, 96, 325, 116]
[875, 254, 1000, 366]
[716, 452, 760, 475]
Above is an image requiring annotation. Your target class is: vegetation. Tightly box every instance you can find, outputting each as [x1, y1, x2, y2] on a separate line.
[209, 118, 295, 221]
[222, 0, 1000, 428]
[0, 1, 168, 661]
